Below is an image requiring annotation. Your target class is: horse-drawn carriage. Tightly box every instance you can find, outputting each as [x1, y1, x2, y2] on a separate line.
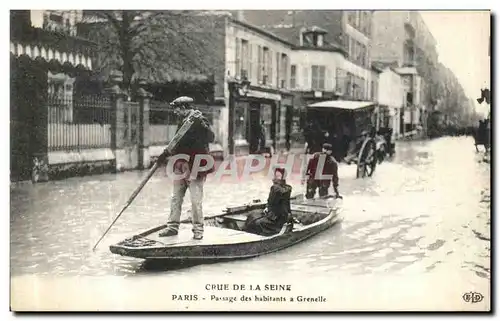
[304, 100, 395, 178]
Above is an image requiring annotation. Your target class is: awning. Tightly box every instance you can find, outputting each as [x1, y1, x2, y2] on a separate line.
[308, 100, 376, 110]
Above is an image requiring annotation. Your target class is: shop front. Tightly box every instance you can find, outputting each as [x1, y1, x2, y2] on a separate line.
[228, 82, 287, 156]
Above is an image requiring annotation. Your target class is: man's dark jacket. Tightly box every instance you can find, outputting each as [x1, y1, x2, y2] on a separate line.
[172, 113, 215, 177]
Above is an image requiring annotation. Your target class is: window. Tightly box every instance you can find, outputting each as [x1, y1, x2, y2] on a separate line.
[263, 47, 270, 84]
[302, 33, 314, 46]
[348, 38, 354, 61]
[257, 45, 263, 83]
[363, 12, 371, 35]
[353, 76, 359, 99]
[354, 41, 359, 64]
[302, 66, 309, 88]
[348, 11, 372, 36]
[347, 11, 357, 27]
[358, 12, 365, 32]
[276, 52, 280, 86]
[248, 44, 254, 81]
[267, 48, 273, 85]
[335, 68, 346, 93]
[317, 34, 324, 47]
[241, 39, 249, 79]
[290, 65, 297, 89]
[280, 54, 289, 88]
[311, 65, 326, 90]
[406, 92, 414, 106]
[360, 44, 367, 67]
[234, 103, 248, 141]
[261, 104, 273, 141]
[404, 41, 415, 66]
[358, 77, 366, 99]
[343, 34, 349, 50]
[346, 72, 354, 97]
[371, 80, 376, 101]
[235, 38, 241, 77]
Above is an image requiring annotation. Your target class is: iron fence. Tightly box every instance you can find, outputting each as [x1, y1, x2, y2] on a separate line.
[47, 94, 112, 151]
[149, 101, 222, 146]
[149, 100, 179, 146]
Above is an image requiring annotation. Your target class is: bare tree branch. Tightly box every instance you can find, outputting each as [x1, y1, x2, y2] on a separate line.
[82, 10, 219, 95]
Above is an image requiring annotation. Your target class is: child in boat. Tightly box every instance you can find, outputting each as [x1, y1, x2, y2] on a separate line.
[244, 167, 293, 236]
[305, 143, 340, 199]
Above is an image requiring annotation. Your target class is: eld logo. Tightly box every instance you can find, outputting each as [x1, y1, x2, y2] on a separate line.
[462, 292, 484, 304]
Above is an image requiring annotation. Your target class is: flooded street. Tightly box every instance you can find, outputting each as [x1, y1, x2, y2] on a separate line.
[10, 136, 491, 311]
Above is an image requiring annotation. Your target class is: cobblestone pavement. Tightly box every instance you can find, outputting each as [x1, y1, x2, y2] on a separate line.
[11, 136, 490, 288]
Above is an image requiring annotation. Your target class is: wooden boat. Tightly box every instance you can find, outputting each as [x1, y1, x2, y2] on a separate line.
[109, 195, 342, 260]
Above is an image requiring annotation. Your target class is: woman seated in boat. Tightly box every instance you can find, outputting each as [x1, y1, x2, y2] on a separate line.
[244, 167, 293, 236]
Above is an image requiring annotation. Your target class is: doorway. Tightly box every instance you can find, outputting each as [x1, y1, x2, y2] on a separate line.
[248, 103, 261, 154]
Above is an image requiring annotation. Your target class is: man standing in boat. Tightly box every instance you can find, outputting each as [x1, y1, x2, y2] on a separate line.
[157, 96, 215, 240]
[304, 143, 340, 199]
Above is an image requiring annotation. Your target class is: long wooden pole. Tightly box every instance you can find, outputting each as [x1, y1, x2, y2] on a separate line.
[92, 109, 201, 251]
[92, 162, 160, 251]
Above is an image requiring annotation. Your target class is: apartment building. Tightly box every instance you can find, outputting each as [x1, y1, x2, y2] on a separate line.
[238, 10, 377, 102]
[371, 11, 438, 136]
[223, 17, 294, 155]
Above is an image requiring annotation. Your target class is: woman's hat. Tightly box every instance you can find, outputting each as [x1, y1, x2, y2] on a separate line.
[273, 166, 287, 179]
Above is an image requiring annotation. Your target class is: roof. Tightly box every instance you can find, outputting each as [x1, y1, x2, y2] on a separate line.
[229, 18, 295, 47]
[308, 100, 376, 110]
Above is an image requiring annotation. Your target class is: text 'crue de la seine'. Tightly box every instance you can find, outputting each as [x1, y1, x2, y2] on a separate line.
[205, 284, 292, 291]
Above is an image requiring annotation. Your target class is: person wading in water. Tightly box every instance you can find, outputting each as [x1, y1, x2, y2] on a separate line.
[304, 143, 341, 199]
[244, 167, 294, 236]
[157, 96, 215, 240]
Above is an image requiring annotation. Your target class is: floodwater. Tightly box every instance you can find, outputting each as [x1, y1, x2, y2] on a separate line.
[10, 136, 491, 311]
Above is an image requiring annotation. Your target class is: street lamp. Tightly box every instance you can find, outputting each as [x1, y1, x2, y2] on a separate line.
[238, 77, 251, 97]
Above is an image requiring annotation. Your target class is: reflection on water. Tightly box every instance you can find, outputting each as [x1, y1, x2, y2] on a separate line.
[11, 137, 490, 285]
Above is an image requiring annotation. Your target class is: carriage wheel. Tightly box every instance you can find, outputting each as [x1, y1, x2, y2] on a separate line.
[356, 138, 377, 178]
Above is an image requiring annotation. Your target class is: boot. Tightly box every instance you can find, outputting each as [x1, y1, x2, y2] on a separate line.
[159, 228, 178, 237]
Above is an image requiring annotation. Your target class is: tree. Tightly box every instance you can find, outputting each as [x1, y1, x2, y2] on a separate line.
[80, 10, 219, 97]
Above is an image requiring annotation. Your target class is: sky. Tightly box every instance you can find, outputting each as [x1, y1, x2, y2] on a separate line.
[420, 11, 490, 117]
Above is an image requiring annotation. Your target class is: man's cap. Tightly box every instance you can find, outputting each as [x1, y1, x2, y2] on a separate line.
[170, 96, 194, 108]
[322, 143, 333, 151]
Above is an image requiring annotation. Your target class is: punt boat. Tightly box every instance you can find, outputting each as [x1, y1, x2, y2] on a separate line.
[109, 195, 342, 260]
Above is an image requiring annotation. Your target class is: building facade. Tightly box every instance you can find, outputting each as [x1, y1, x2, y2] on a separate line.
[222, 17, 294, 155]
[371, 11, 438, 137]
[233, 10, 378, 148]
[238, 10, 377, 102]
[375, 65, 405, 139]
[10, 10, 97, 182]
